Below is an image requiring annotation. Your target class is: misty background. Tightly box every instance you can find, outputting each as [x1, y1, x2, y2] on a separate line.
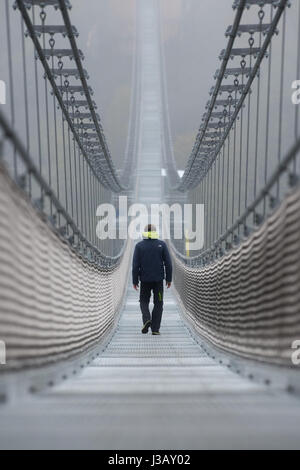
[71, 0, 234, 170]
[1, 0, 298, 215]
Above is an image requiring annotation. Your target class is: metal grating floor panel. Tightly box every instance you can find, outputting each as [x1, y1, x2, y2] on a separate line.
[1, 288, 300, 449]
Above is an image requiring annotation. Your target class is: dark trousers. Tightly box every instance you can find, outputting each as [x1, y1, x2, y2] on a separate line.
[140, 281, 164, 332]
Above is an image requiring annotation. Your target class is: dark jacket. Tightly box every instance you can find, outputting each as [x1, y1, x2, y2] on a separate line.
[132, 237, 173, 285]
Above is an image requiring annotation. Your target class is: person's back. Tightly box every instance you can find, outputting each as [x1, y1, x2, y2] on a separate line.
[132, 225, 172, 335]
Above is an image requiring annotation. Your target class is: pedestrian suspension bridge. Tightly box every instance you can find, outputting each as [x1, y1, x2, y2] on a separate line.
[0, 0, 300, 449]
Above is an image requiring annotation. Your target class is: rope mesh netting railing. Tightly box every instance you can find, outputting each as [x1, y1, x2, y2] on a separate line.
[0, 165, 131, 371]
[171, 183, 300, 366]
[161, 0, 300, 367]
[0, 0, 137, 376]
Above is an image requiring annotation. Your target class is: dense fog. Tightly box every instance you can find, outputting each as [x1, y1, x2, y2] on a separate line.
[71, 0, 234, 169]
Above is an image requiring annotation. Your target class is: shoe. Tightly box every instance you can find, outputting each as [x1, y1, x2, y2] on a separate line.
[152, 331, 161, 336]
[141, 320, 152, 334]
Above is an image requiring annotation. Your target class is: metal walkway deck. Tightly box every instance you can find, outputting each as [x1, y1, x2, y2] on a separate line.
[1, 289, 300, 449]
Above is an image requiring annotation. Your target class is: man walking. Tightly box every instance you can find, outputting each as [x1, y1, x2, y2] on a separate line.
[132, 224, 173, 335]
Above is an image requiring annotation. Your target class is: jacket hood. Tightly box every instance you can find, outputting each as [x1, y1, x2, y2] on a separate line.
[142, 231, 159, 240]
